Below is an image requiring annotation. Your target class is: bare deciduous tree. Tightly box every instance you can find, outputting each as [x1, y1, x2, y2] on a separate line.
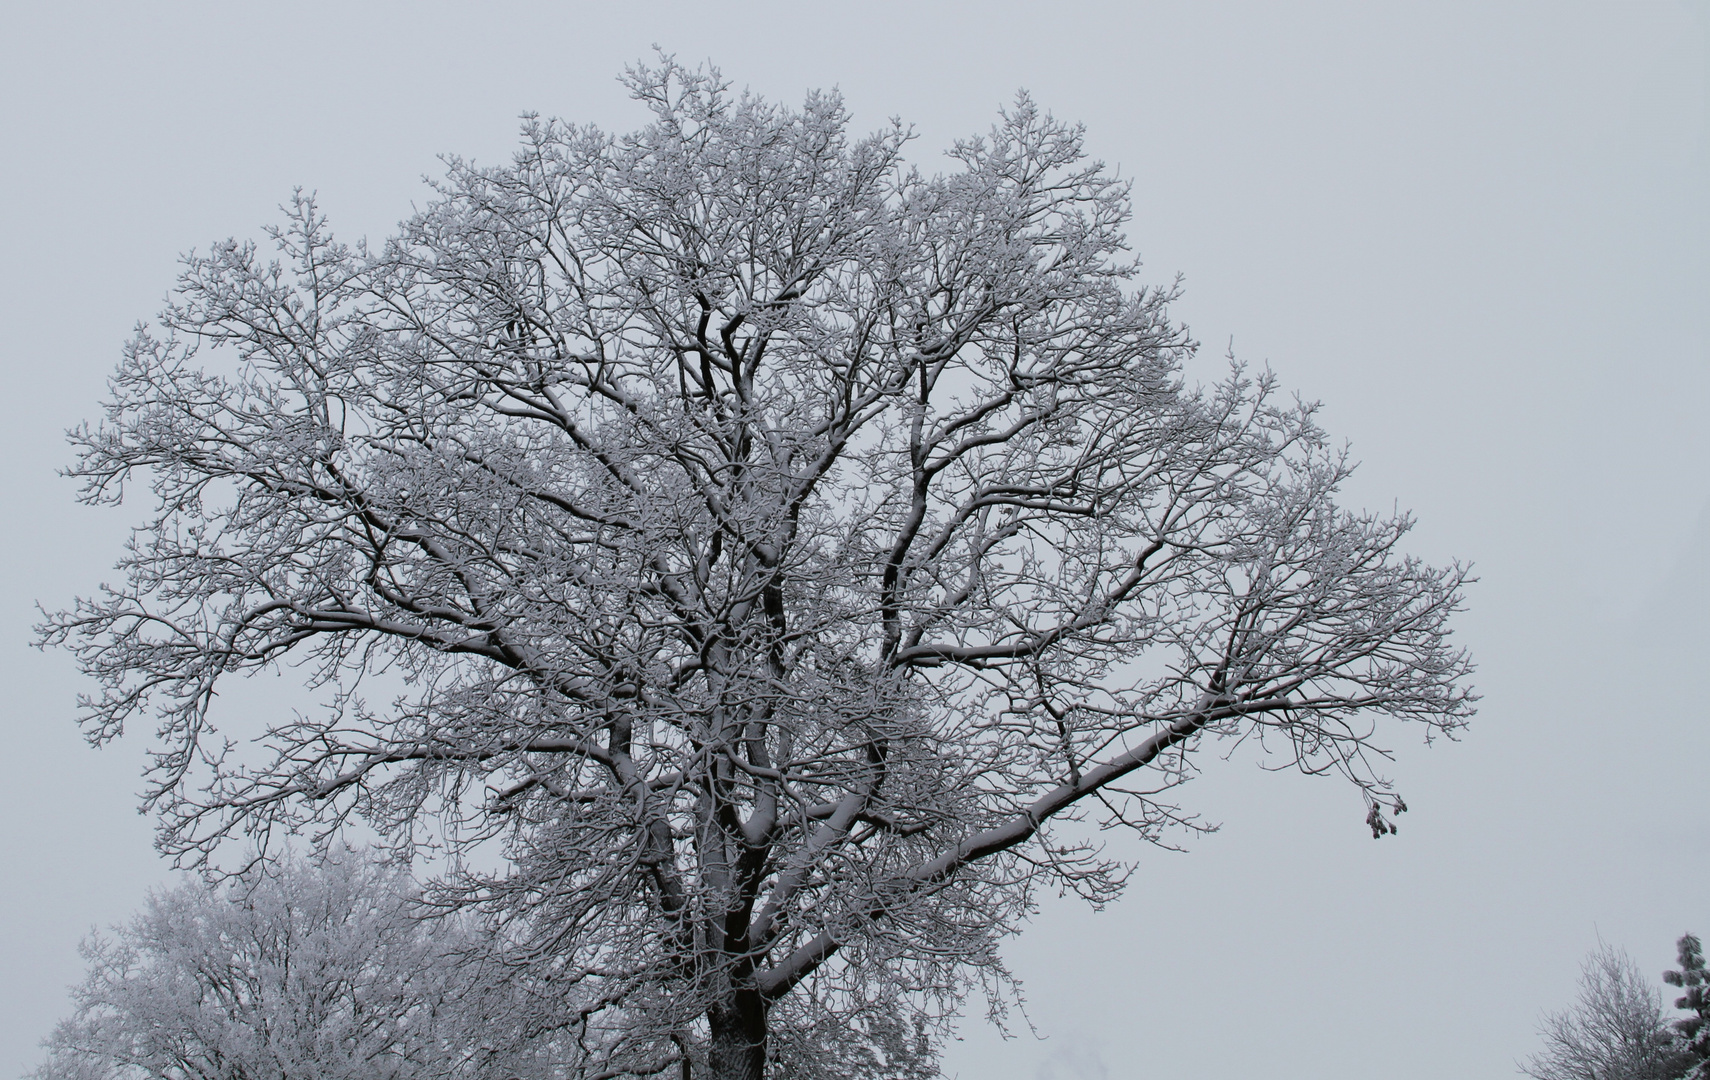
[33, 854, 496, 1080]
[1522, 944, 1688, 1080]
[42, 59, 1475, 1080]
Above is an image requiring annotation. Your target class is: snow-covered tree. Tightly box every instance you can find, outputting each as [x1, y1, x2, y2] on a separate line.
[1664, 933, 1710, 1079]
[41, 58, 1475, 1079]
[33, 853, 492, 1080]
[1521, 944, 1688, 1080]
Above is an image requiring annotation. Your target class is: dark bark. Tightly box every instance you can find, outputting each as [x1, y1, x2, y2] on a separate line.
[707, 990, 769, 1080]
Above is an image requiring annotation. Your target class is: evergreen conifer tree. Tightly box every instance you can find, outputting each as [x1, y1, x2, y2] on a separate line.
[1665, 933, 1710, 1079]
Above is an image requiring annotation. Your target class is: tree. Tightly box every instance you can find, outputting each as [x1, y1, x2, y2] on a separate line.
[1664, 933, 1710, 1079]
[32, 853, 504, 1080]
[41, 59, 1475, 1079]
[1521, 944, 1688, 1080]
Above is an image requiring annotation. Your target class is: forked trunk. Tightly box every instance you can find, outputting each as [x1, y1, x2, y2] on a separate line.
[706, 990, 768, 1080]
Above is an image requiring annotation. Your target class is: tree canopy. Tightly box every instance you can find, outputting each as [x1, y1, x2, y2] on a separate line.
[1522, 942, 1703, 1080]
[43, 58, 1475, 1079]
[33, 854, 493, 1080]
[1665, 934, 1710, 1079]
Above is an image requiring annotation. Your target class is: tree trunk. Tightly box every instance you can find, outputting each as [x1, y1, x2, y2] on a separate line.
[707, 990, 768, 1080]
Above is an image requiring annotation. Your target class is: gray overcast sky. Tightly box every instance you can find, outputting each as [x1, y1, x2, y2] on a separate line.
[2, 3, 1705, 1078]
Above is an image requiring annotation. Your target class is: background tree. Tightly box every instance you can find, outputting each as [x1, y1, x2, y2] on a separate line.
[41, 59, 1474, 1080]
[31, 853, 511, 1080]
[1520, 944, 1687, 1080]
[1665, 933, 1710, 1079]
